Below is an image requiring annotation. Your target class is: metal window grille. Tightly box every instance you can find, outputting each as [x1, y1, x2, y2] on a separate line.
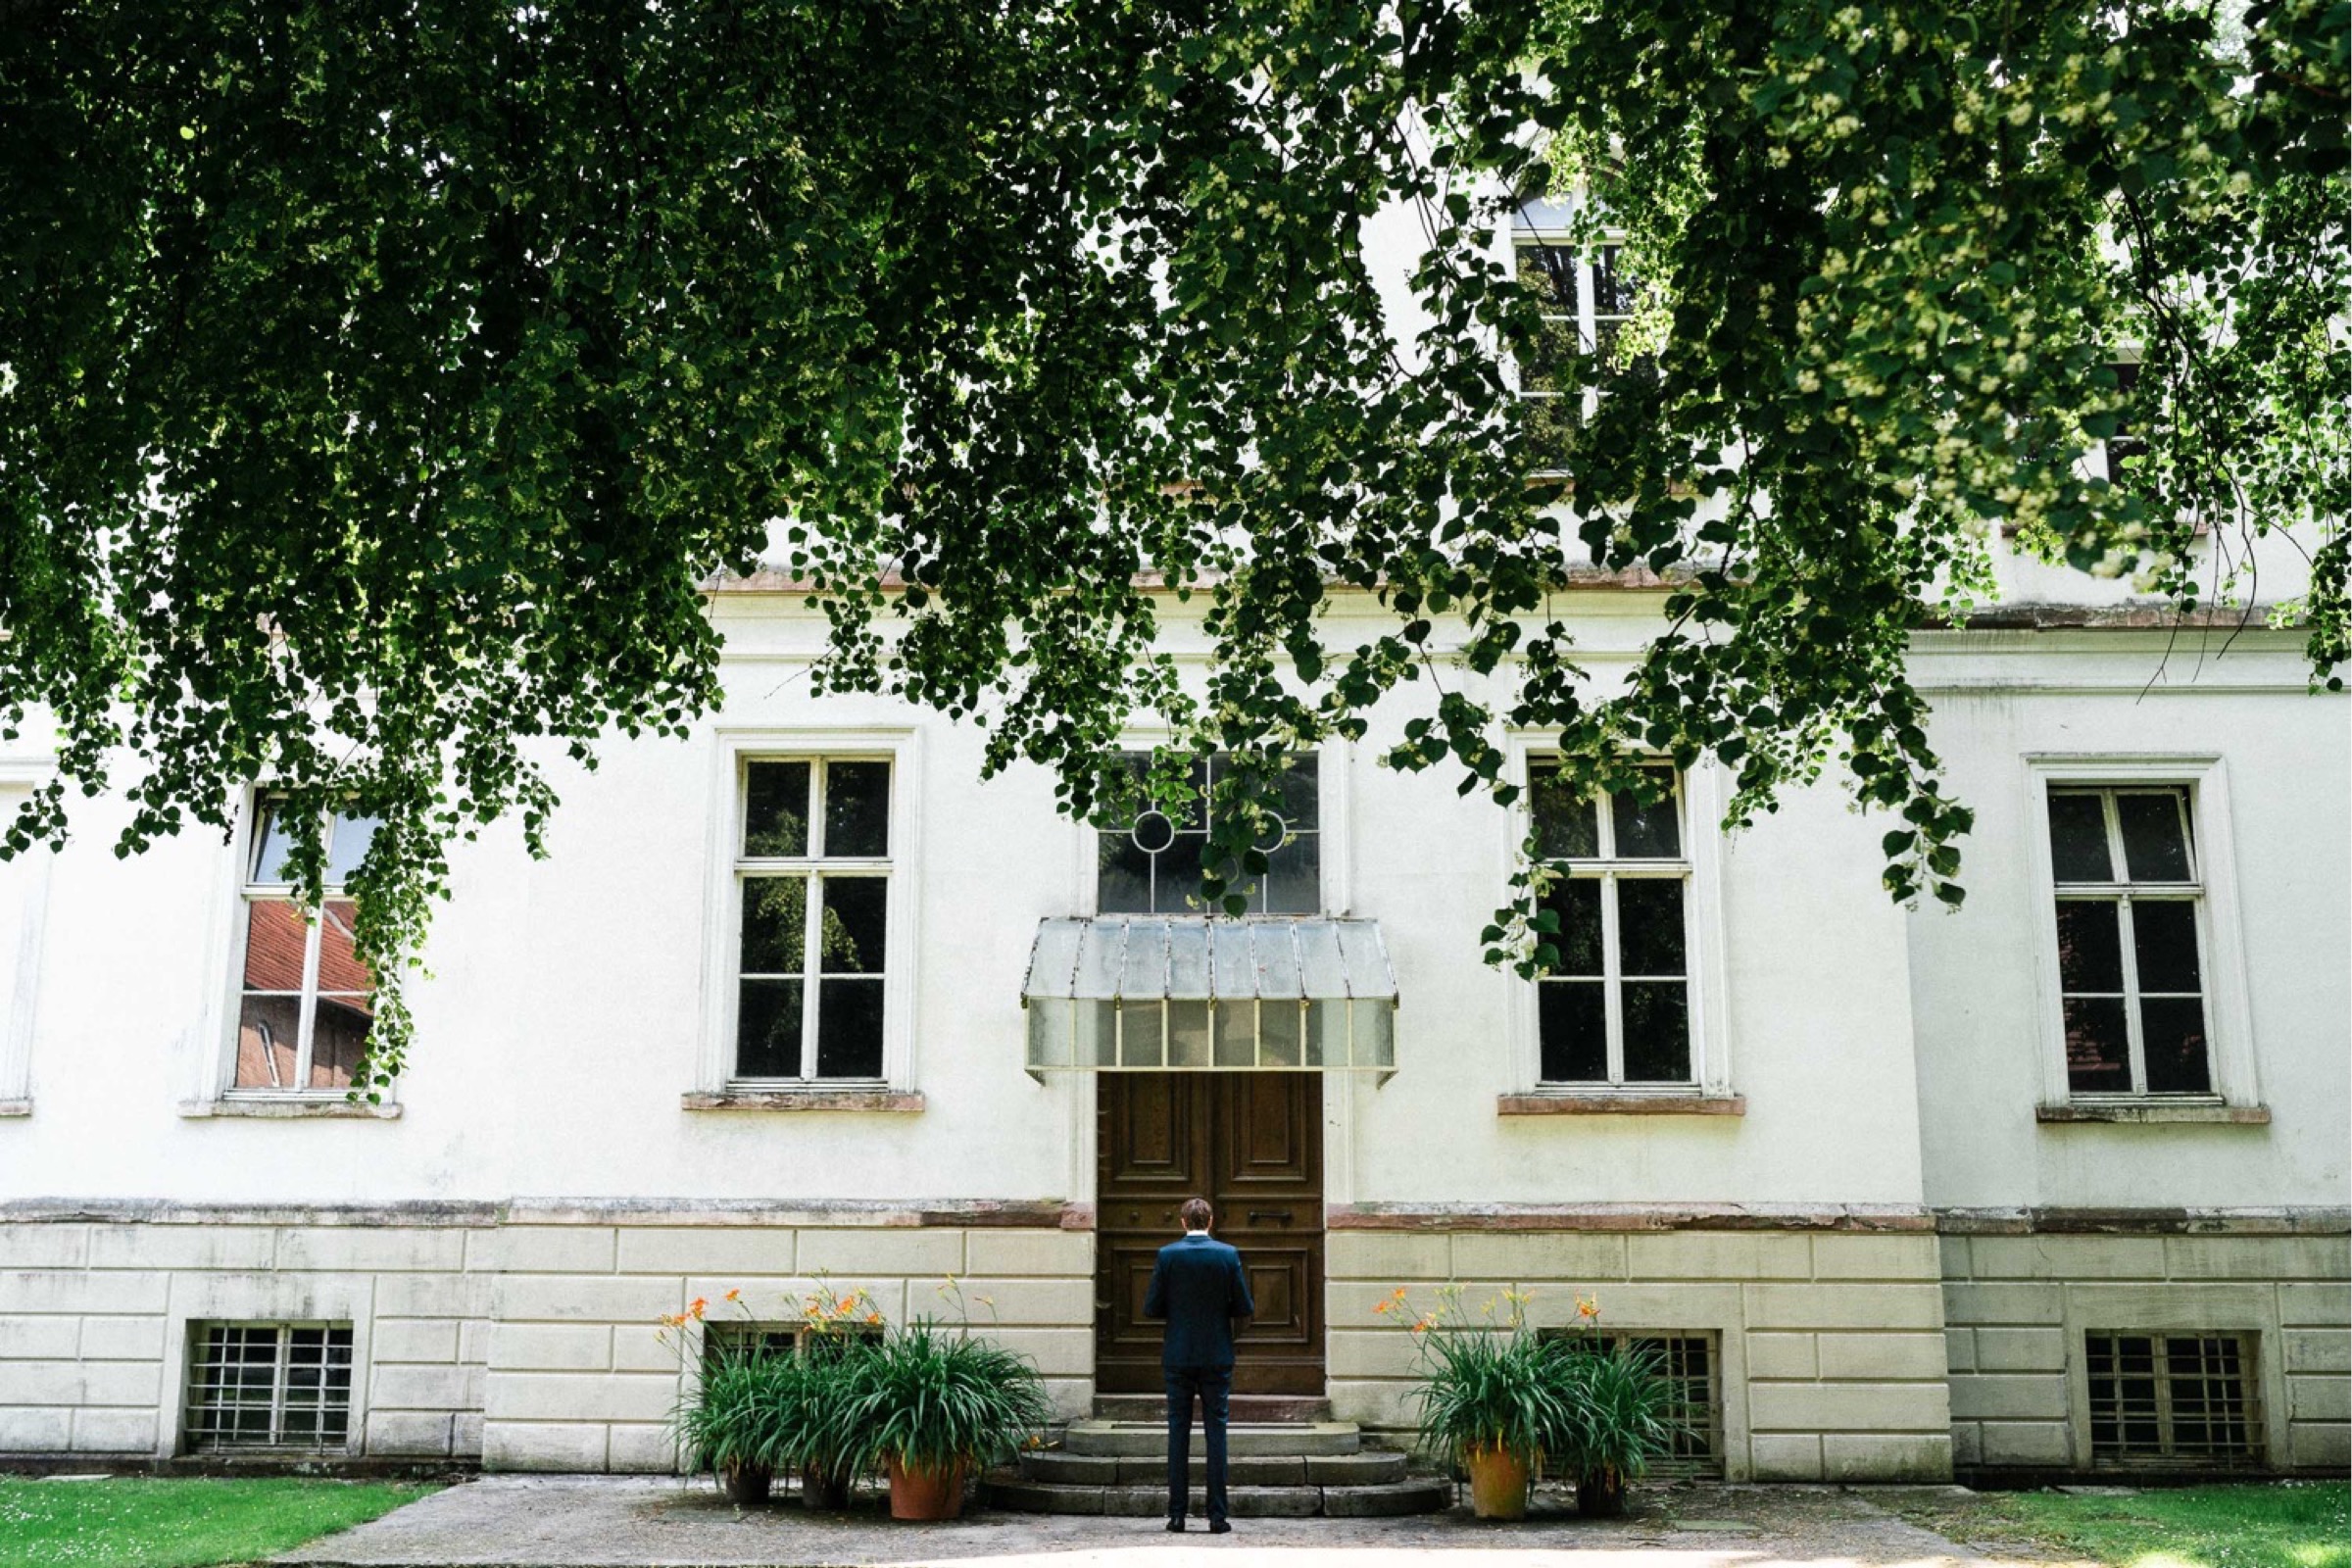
[2086, 1332, 2260, 1469]
[1542, 1329, 1722, 1478]
[183, 1323, 353, 1451]
[701, 1321, 881, 1375]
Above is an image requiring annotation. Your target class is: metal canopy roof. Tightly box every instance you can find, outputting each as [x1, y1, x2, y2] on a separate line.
[1022, 917, 1396, 1005]
[1021, 917, 1397, 1074]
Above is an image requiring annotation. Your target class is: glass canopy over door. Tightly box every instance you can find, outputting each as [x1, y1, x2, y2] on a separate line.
[1022, 916, 1396, 1073]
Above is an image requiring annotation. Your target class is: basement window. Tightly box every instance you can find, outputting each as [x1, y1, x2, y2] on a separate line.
[183, 1323, 354, 1451]
[1542, 1329, 1722, 1478]
[701, 1320, 880, 1373]
[2086, 1331, 2261, 1469]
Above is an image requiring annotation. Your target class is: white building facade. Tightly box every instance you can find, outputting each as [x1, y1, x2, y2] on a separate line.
[0, 575, 2343, 1483]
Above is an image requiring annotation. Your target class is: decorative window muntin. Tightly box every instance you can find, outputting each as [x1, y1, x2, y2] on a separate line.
[183, 1322, 354, 1451]
[232, 801, 380, 1094]
[2085, 1331, 2260, 1468]
[1095, 752, 1320, 916]
[732, 759, 892, 1083]
[1531, 761, 1692, 1086]
[2047, 786, 2213, 1098]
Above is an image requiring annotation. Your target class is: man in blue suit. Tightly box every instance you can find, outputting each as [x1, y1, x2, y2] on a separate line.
[1142, 1196, 1254, 1533]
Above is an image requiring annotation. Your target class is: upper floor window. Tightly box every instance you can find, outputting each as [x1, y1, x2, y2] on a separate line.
[233, 801, 379, 1094]
[1096, 752, 1320, 915]
[732, 759, 891, 1082]
[1531, 761, 1691, 1085]
[2048, 785, 2212, 1097]
[2100, 361, 2145, 483]
[1510, 222, 1641, 472]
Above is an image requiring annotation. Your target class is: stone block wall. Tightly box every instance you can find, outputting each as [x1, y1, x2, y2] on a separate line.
[476, 1208, 1093, 1472]
[0, 1206, 495, 1461]
[1939, 1220, 2350, 1475]
[1323, 1219, 1955, 1481]
[0, 1202, 1092, 1471]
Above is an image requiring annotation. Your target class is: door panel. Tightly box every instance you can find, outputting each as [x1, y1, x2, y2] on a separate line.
[1096, 1073, 1325, 1396]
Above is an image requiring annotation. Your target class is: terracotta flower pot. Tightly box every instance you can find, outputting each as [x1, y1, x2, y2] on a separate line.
[801, 1463, 853, 1510]
[717, 1460, 771, 1505]
[1576, 1464, 1628, 1518]
[886, 1455, 968, 1521]
[1463, 1446, 1531, 1521]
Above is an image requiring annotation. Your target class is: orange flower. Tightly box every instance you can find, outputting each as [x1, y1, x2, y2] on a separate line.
[1391, 1287, 1407, 1299]
[865, 1311, 883, 1325]
[689, 1298, 709, 1319]
[1576, 1296, 1600, 1320]
[1373, 1299, 1391, 1316]
[723, 1289, 740, 1302]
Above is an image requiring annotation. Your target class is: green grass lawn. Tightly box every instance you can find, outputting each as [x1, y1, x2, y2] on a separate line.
[1902, 1482, 2350, 1568]
[0, 1476, 438, 1568]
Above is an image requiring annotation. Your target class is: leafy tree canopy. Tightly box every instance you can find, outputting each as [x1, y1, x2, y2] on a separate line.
[2, 0, 2343, 1091]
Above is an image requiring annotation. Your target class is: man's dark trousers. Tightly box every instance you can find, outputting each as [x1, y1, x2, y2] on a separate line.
[1142, 1233, 1254, 1527]
[1163, 1364, 1232, 1526]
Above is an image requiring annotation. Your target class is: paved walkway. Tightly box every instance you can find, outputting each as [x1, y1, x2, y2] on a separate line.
[279, 1476, 2030, 1568]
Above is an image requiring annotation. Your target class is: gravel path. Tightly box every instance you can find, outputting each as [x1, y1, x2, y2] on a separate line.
[275, 1475, 2027, 1568]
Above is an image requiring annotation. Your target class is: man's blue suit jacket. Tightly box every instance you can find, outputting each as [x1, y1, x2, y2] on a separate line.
[1142, 1233, 1255, 1370]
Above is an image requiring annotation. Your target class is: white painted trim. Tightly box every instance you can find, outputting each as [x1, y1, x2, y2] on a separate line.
[0, 780, 54, 1111]
[2021, 755, 2260, 1109]
[696, 727, 922, 1095]
[1324, 742, 1355, 916]
[1499, 738, 1733, 1098]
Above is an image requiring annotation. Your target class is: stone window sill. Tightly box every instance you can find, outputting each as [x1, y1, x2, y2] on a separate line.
[1497, 1093, 1745, 1116]
[180, 1098, 402, 1120]
[682, 1089, 925, 1113]
[0, 1099, 28, 1118]
[2032, 1104, 2267, 1128]
[2036, 1102, 2270, 1125]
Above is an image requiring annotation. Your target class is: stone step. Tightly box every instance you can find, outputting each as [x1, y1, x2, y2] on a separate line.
[1059, 1419, 1360, 1458]
[986, 1475, 1452, 1519]
[1094, 1393, 1333, 1423]
[1019, 1449, 1408, 1488]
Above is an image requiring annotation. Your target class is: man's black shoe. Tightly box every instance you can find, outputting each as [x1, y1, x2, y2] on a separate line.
[1209, 1521, 1233, 1534]
[1165, 1519, 1185, 1533]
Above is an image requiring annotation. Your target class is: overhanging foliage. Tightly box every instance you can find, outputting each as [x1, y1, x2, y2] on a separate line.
[1, 0, 2342, 1090]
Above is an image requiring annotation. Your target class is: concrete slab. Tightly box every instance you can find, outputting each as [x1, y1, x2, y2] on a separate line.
[276, 1475, 2013, 1567]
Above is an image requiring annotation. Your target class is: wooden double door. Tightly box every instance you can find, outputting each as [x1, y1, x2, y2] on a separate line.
[1095, 1072, 1325, 1396]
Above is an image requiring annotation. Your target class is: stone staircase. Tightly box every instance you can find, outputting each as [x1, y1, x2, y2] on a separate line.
[987, 1417, 1452, 1518]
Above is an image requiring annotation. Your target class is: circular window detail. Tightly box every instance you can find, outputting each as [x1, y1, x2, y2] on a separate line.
[1252, 812, 1290, 855]
[1131, 810, 1177, 855]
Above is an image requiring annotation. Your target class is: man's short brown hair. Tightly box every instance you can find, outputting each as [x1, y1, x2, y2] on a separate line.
[1179, 1198, 1213, 1230]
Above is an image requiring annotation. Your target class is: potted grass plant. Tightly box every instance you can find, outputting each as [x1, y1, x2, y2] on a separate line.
[847, 1305, 1053, 1521]
[662, 1285, 886, 1509]
[670, 1326, 788, 1504]
[1385, 1284, 1568, 1521]
[1555, 1335, 1680, 1518]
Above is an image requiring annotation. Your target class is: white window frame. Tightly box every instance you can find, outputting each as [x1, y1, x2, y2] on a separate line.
[2024, 755, 2259, 1109]
[0, 767, 55, 1115]
[1503, 738, 1732, 1097]
[215, 793, 383, 1104]
[698, 729, 920, 1095]
[1509, 223, 1632, 427]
